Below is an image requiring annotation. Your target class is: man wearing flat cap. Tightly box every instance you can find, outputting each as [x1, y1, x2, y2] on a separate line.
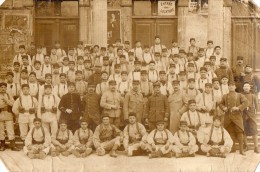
[123, 80, 145, 123]
[58, 82, 83, 133]
[219, 81, 249, 155]
[215, 57, 234, 82]
[100, 80, 123, 128]
[145, 81, 169, 131]
[232, 56, 245, 93]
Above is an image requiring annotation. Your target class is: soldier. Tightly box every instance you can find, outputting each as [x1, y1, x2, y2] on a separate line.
[197, 116, 233, 158]
[187, 38, 199, 58]
[58, 82, 83, 133]
[148, 61, 159, 83]
[75, 41, 85, 57]
[242, 82, 259, 153]
[186, 63, 198, 80]
[167, 64, 178, 83]
[72, 119, 93, 158]
[205, 40, 214, 60]
[82, 83, 101, 131]
[179, 71, 188, 90]
[139, 70, 153, 99]
[220, 75, 229, 95]
[219, 81, 249, 155]
[123, 112, 148, 156]
[100, 80, 123, 127]
[158, 71, 173, 96]
[13, 45, 32, 65]
[41, 55, 53, 78]
[67, 61, 76, 83]
[147, 120, 174, 158]
[59, 57, 70, 74]
[204, 61, 217, 81]
[12, 84, 38, 141]
[154, 53, 166, 72]
[123, 80, 145, 123]
[172, 121, 198, 158]
[102, 56, 111, 75]
[32, 45, 44, 65]
[54, 41, 67, 59]
[50, 120, 74, 157]
[33, 61, 43, 82]
[196, 67, 211, 92]
[196, 48, 206, 71]
[93, 114, 122, 157]
[38, 85, 60, 136]
[6, 71, 21, 100]
[20, 69, 29, 85]
[96, 71, 109, 96]
[20, 55, 33, 74]
[117, 71, 131, 97]
[23, 117, 51, 159]
[82, 59, 93, 82]
[52, 63, 61, 86]
[168, 80, 188, 133]
[150, 36, 166, 55]
[143, 45, 153, 65]
[232, 56, 245, 93]
[12, 62, 21, 84]
[53, 73, 68, 99]
[76, 56, 85, 71]
[215, 57, 234, 82]
[75, 70, 88, 100]
[28, 72, 40, 98]
[145, 81, 169, 131]
[242, 64, 260, 94]
[38, 73, 55, 99]
[212, 78, 225, 124]
[88, 64, 102, 85]
[184, 78, 201, 101]
[109, 64, 122, 84]
[128, 61, 142, 82]
[0, 83, 20, 151]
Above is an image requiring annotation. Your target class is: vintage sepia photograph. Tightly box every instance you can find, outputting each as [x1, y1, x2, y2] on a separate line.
[0, 0, 260, 172]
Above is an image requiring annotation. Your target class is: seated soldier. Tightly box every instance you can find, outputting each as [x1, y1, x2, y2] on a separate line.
[147, 120, 174, 158]
[72, 118, 93, 158]
[23, 117, 51, 159]
[93, 114, 123, 158]
[123, 112, 148, 156]
[197, 116, 233, 158]
[50, 120, 74, 157]
[172, 121, 198, 158]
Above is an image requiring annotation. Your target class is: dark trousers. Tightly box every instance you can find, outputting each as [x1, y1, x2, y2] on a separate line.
[66, 120, 80, 134]
[226, 122, 244, 151]
[88, 118, 98, 132]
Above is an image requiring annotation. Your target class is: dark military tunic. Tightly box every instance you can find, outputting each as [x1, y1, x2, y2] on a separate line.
[232, 64, 245, 92]
[88, 72, 102, 85]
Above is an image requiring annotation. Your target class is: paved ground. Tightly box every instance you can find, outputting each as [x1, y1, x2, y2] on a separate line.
[0, 150, 260, 172]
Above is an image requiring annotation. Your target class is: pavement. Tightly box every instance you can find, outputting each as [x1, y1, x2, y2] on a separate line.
[0, 150, 260, 172]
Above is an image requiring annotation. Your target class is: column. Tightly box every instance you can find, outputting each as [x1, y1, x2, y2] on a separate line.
[79, 0, 90, 43]
[121, 0, 132, 46]
[223, 1, 232, 63]
[207, 0, 224, 48]
[92, 0, 107, 47]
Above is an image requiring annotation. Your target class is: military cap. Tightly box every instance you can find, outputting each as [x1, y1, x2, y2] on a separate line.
[63, 57, 69, 61]
[121, 71, 128, 75]
[156, 120, 165, 125]
[213, 115, 221, 121]
[245, 64, 251, 68]
[102, 113, 110, 119]
[117, 47, 123, 51]
[149, 61, 155, 64]
[115, 38, 121, 42]
[60, 73, 67, 77]
[187, 52, 193, 56]
[93, 45, 99, 48]
[162, 48, 167, 52]
[84, 59, 91, 63]
[132, 80, 140, 85]
[209, 56, 216, 59]
[141, 70, 148, 75]
[128, 112, 137, 117]
[68, 47, 74, 51]
[190, 38, 196, 42]
[187, 63, 195, 67]
[144, 45, 149, 48]
[179, 71, 186, 75]
[228, 81, 236, 85]
[19, 45, 25, 49]
[13, 62, 20, 66]
[207, 40, 213, 44]
[75, 70, 83, 75]
[44, 84, 52, 89]
[101, 47, 106, 51]
[205, 83, 212, 87]
[204, 61, 211, 66]
[215, 46, 221, 49]
[172, 80, 180, 85]
[128, 52, 134, 55]
[80, 118, 88, 124]
[124, 41, 130, 44]
[134, 60, 141, 65]
[103, 56, 109, 60]
[108, 44, 114, 48]
[237, 56, 244, 60]
[153, 81, 160, 87]
[45, 73, 52, 78]
[54, 40, 60, 44]
[114, 64, 121, 68]
[29, 72, 36, 76]
[220, 57, 227, 61]
[33, 117, 41, 123]
[179, 49, 186, 53]
[179, 121, 188, 126]
[59, 119, 67, 125]
[101, 71, 108, 75]
[34, 60, 41, 65]
[88, 83, 96, 88]
[36, 45, 42, 49]
[198, 48, 204, 52]
[154, 52, 160, 56]
[200, 67, 207, 72]
[173, 54, 179, 58]
[53, 63, 60, 68]
[21, 69, 28, 73]
[120, 55, 126, 58]
[67, 82, 76, 87]
[155, 36, 160, 39]
[0, 83, 7, 87]
[69, 61, 75, 65]
[84, 46, 91, 50]
[169, 63, 176, 68]
[77, 56, 84, 60]
[109, 80, 117, 85]
[6, 72, 14, 77]
[188, 78, 195, 82]
[141, 61, 147, 66]
[159, 71, 166, 75]
[78, 41, 83, 45]
[212, 78, 219, 83]
[21, 84, 29, 88]
[188, 99, 196, 105]
[95, 64, 102, 67]
[221, 75, 228, 79]
[22, 55, 28, 60]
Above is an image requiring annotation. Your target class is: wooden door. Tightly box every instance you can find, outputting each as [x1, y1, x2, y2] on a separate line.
[60, 19, 79, 49]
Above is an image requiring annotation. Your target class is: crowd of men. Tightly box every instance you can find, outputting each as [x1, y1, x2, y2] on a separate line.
[0, 37, 259, 160]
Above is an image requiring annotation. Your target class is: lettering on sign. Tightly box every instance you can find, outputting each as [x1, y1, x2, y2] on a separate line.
[158, 1, 175, 16]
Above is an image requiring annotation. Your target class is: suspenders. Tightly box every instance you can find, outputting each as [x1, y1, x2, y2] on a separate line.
[187, 111, 201, 127]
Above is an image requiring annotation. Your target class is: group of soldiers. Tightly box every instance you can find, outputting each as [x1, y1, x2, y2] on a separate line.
[0, 36, 259, 159]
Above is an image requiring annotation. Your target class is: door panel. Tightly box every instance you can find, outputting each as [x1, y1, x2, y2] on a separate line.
[156, 19, 177, 48]
[133, 19, 155, 47]
[60, 19, 79, 49]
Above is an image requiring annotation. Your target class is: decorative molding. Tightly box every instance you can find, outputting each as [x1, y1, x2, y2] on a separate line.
[108, 0, 121, 7]
[79, 0, 90, 7]
[120, 0, 132, 7]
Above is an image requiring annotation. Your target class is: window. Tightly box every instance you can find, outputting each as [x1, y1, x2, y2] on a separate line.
[188, 0, 208, 14]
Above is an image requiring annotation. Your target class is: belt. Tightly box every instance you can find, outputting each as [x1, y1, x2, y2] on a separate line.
[0, 107, 9, 111]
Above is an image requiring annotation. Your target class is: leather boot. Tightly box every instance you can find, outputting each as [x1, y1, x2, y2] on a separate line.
[149, 151, 159, 159]
[10, 140, 20, 151]
[254, 147, 259, 154]
[110, 144, 118, 158]
[0, 140, 5, 151]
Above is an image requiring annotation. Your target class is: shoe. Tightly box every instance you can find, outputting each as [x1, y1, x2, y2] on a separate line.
[61, 151, 71, 157]
[50, 151, 58, 157]
[189, 153, 195, 157]
[163, 152, 172, 158]
[109, 150, 118, 158]
[149, 152, 159, 159]
[10, 140, 20, 151]
[132, 150, 141, 156]
[217, 153, 226, 158]
[27, 152, 36, 159]
[0, 140, 5, 151]
[231, 147, 236, 153]
[243, 145, 248, 152]
[254, 147, 259, 154]
[239, 150, 246, 156]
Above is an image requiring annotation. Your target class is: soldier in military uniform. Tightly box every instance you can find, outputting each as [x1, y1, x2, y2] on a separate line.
[88, 64, 102, 85]
[123, 112, 148, 156]
[215, 57, 234, 82]
[219, 81, 249, 155]
[6, 71, 21, 100]
[82, 83, 101, 131]
[172, 121, 198, 158]
[242, 64, 260, 94]
[147, 120, 174, 158]
[23, 117, 51, 159]
[232, 56, 245, 93]
[75, 70, 88, 100]
[197, 116, 233, 158]
[50, 120, 74, 157]
[123, 80, 145, 123]
[93, 114, 122, 157]
[72, 119, 93, 158]
[145, 82, 169, 131]
[58, 82, 83, 133]
[0, 83, 20, 151]
[242, 82, 259, 153]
